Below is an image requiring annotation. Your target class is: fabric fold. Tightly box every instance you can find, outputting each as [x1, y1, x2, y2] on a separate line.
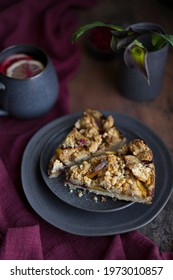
[0, 158, 39, 231]
[0, 225, 43, 260]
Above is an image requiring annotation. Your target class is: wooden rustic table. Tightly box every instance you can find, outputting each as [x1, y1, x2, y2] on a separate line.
[68, 0, 173, 252]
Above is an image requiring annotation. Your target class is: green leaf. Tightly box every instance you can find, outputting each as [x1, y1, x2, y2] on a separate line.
[110, 34, 139, 51]
[152, 34, 167, 49]
[110, 31, 141, 51]
[110, 36, 119, 51]
[124, 43, 149, 84]
[152, 33, 173, 49]
[158, 34, 173, 46]
[72, 21, 124, 43]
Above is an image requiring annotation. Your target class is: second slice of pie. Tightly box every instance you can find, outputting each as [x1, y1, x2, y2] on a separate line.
[65, 139, 155, 204]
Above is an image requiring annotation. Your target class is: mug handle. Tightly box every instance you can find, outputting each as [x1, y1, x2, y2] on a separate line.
[0, 82, 8, 116]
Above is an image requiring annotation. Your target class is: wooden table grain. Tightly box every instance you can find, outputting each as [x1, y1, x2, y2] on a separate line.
[68, 0, 173, 252]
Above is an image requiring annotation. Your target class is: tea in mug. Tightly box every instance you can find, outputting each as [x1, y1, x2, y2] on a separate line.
[0, 53, 44, 79]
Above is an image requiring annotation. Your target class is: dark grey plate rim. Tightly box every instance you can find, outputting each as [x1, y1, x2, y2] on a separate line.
[21, 111, 173, 236]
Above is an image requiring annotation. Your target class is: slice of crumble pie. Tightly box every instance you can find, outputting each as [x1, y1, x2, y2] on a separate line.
[48, 109, 125, 177]
[65, 139, 155, 204]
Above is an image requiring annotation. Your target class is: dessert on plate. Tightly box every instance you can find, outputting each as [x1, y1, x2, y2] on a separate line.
[48, 109, 125, 178]
[48, 109, 155, 204]
[65, 139, 155, 204]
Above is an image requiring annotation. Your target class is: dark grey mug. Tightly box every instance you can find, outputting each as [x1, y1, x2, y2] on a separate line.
[0, 44, 59, 118]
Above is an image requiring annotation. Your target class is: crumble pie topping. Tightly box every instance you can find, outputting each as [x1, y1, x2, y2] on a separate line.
[48, 109, 155, 205]
[65, 139, 155, 204]
[48, 109, 125, 177]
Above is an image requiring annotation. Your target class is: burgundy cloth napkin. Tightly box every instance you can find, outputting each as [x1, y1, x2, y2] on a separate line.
[0, 0, 173, 260]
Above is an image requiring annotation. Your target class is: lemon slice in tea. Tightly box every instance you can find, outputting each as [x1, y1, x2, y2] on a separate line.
[0, 54, 32, 75]
[6, 59, 44, 79]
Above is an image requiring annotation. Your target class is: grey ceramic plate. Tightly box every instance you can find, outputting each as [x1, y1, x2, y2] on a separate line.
[40, 130, 134, 212]
[21, 112, 173, 236]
